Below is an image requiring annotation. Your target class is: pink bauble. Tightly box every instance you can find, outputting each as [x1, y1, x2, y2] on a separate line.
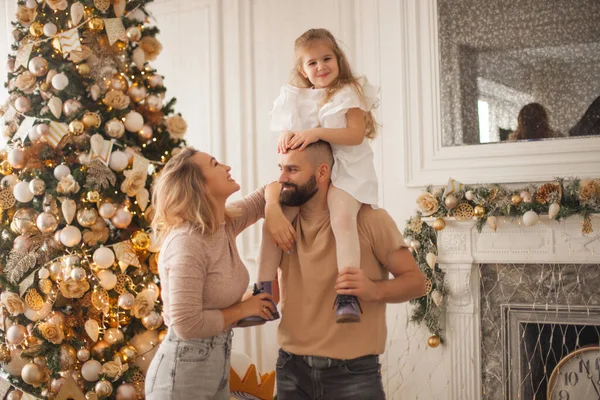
[112, 208, 132, 229]
[124, 111, 144, 132]
[28, 125, 42, 142]
[139, 124, 153, 140]
[36, 123, 49, 136]
[148, 74, 163, 88]
[13, 235, 32, 251]
[14, 96, 31, 113]
[116, 383, 137, 400]
[145, 94, 162, 112]
[99, 202, 117, 219]
[28, 56, 48, 77]
[8, 147, 27, 169]
[62, 99, 82, 118]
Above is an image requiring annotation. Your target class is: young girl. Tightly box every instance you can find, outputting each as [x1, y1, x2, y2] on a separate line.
[244, 28, 379, 326]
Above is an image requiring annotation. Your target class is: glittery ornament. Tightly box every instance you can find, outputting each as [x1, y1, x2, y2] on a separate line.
[25, 289, 44, 311]
[131, 231, 150, 250]
[427, 334, 440, 348]
[454, 203, 474, 220]
[424, 278, 433, 295]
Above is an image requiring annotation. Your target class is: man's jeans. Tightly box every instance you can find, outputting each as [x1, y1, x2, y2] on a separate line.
[276, 348, 386, 400]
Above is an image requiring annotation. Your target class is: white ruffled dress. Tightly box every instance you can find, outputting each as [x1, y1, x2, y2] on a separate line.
[270, 78, 380, 206]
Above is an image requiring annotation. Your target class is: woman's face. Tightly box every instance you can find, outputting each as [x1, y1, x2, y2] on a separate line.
[193, 152, 240, 200]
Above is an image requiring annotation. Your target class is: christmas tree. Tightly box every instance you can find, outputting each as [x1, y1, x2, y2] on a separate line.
[0, 0, 187, 398]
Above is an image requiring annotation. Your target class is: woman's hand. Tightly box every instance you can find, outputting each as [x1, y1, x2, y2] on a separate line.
[265, 206, 296, 252]
[242, 292, 276, 320]
[278, 131, 295, 154]
[288, 129, 320, 151]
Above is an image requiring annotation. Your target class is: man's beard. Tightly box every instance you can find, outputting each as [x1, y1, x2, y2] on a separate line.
[280, 175, 318, 207]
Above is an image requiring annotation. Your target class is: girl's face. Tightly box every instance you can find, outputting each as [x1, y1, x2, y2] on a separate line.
[298, 42, 339, 89]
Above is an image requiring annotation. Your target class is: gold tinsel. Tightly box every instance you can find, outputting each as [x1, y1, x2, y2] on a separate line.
[536, 182, 562, 205]
[582, 216, 593, 234]
[85, 160, 117, 190]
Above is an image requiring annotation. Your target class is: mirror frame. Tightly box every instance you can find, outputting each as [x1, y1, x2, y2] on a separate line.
[400, 0, 600, 187]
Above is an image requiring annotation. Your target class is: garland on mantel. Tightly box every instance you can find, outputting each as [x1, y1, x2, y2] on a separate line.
[404, 177, 600, 348]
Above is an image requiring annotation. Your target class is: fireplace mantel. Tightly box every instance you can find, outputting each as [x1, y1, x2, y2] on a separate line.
[426, 214, 600, 400]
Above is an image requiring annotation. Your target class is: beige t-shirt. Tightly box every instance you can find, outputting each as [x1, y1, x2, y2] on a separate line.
[278, 205, 406, 359]
[158, 189, 265, 339]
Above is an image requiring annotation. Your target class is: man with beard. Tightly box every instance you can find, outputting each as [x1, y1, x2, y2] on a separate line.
[267, 140, 426, 400]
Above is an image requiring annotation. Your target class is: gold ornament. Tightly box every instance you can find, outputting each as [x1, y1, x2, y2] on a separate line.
[114, 274, 133, 294]
[158, 329, 167, 343]
[78, 63, 91, 76]
[77, 207, 98, 227]
[105, 73, 129, 92]
[29, 22, 44, 38]
[114, 41, 127, 52]
[119, 345, 137, 362]
[92, 287, 110, 311]
[444, 194, 458, 209]
[87, 191, 100, 203]
[39, 279, 53, 294]
[25, 289, 44, 311]
[94, 0, 110, 11]
[433, 217, 446, 231]
[131, 231, 150, 251]
[119, 313, 132, 326]
[486, 216, 498, 232]
[40, 82, 50, 92]
[149, 253, 159, 274]
[424, 278, 433, 295]
[0, 160, 13, 175]
[511, 195, 522, 206]
[82, 111, 102, 129]
[0, 345, 10, 362]
[21, 362, 44, 387]
[427, 335, 440, 348]
[69, 120, 85, 136]
[582, 215, 593, 235]
[88, 18, 105, 32]
[473, 206, 485, 218]
[0, 188, 16, 209]
[91, 339, 110, 359]
[454, 203, 474, 221]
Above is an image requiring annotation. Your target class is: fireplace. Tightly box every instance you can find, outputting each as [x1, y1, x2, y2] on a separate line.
[427, 214, 600, 400]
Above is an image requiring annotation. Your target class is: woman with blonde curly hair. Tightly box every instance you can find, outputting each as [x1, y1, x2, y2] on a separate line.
[145, 147, 278, 400]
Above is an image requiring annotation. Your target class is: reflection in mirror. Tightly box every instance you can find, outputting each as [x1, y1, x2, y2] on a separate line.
[438, 0, 600, 146]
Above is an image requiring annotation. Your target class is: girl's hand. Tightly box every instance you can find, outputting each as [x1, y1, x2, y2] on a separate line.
[278, 131, 295, 154]
[289, 129, 320, 151]
[265, 206, 296, 252]
[242, 292, 276, 320]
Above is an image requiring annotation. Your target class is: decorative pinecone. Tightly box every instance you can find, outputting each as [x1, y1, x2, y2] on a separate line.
[536, 182, 562, 204]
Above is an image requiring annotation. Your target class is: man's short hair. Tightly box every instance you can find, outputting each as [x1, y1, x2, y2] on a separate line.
[303, 140, 334, 170]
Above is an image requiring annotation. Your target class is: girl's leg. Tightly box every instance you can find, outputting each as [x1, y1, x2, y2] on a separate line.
[256, 206, 299, 282]
[327, 186, 362, 272]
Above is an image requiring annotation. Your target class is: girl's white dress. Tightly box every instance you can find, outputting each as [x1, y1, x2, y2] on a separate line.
[270, 78, 380, 206]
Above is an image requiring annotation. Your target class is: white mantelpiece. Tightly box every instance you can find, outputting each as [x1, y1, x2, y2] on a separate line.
[428, 214, 600, 400]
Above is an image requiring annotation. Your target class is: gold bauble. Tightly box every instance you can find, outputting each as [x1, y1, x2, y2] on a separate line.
[82, 112, 102, 129]
[29, 22, 44, 38]
[433, 217, 446, 231]
[21, 362, 44, 387]
[38, 279, 53, 294]
[427, 335, 441, 348]
[114, 41, 127, 52]
[76, 207, 98, 227]
[95, 380, 113, 397]
[158, 329, 167, 343]
[511, 195, 522, 206]
[91, 340, 110, 359]
[119, 345, 137, 362]
[119, 313, 132, 326]
[69, 120, 85, 136]
[131, 231, 150, 251]
[0, 160, 13, 175]
[106, 73, 129, 92]
[78, 63, 91, 76]
[87, 191, 100, 203]
[40, 82, 50, 92]
[59, 343, 77, 370]
[88, 18, 105, 32]
[25, 289, 44, 311]
[473, 206, 485, 218]
[107, 313, 120, 328]
[444, 194, 459, 209]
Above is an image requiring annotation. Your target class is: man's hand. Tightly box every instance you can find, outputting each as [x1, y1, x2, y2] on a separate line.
[288, 129, 320, 151]
[278, 131, 295, 154]
[265, 206, 296, 252]
[335, 267, 380, 302]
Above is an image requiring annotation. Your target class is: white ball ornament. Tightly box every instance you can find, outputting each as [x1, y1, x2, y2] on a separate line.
[522, 210, 539, 227]
[117, 293, 135, 310]
[81, 359, 102, 382]
[38, 267, 50, 279]
[51, 73, 69, 91]
[14, 96, 31, 113]
[2, 174, 19, 189]
[43, 23, 57, 37]
[112, 208, 132, 229]
[124, 111, 144, 132]
[116, 383, 137, 400]
[465, 190, 475, 201]
[97, 270, 117, 290]
[28, 125, 42, 142]
[14, 181, 34, 203]
[36, 123, 49, 136]
[6, 324, 27, 345]
[93, 247, 115, 269]
[60, 225, 82, 247]
[25, 0, 37, 8]
[99, 202, 117, 219]
[8, 148, 27, 169]
[109, 151, 129, 172]
[54, 164, 71, 180]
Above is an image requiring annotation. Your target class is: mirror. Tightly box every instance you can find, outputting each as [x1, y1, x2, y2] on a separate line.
[438, 0, 600, 146]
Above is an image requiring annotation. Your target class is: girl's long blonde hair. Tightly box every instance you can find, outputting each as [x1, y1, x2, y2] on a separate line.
[151, 147, 222, 240]
[291, 28, 378, 139]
